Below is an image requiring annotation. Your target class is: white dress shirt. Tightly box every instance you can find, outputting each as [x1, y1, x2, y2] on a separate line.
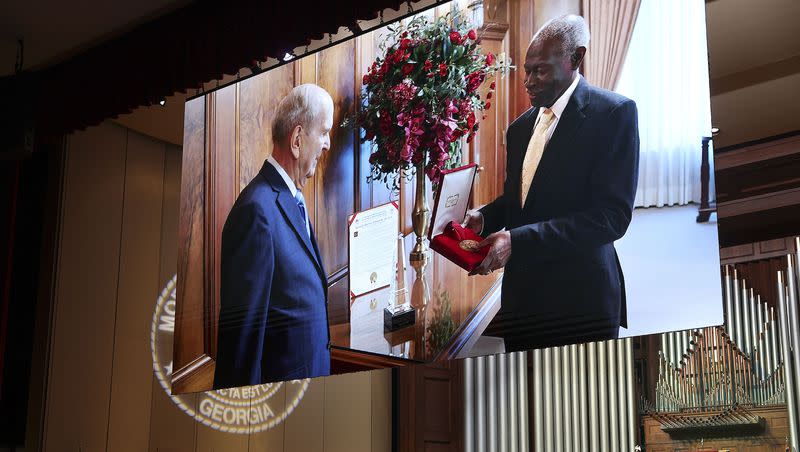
[532, 73, 581, 144]
[267, 156, 298, 197]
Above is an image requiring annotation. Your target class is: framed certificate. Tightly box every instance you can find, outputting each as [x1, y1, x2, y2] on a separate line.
[348, 202, 400, 297]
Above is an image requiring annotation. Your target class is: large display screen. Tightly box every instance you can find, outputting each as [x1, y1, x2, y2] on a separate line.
[173, 0, 723, 393]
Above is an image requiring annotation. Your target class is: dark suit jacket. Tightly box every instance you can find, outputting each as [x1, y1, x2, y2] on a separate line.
[214, 160, 330, 388]
[479, 76, 639, 351]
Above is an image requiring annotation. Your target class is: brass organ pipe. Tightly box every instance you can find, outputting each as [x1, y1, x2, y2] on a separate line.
[698, 332, 706, 408]
[728, 338, 737, 405]
[598, 341, 609, 452]
[588, 342, 599, 450]
[718, 332, 725, 407]
[706, 330, 714, 407]
[757, 299, 765, 380]
[498, 353, 508, 452]
[746, 354, 753, 404]
[518, 352, 528, 452]
[625, 338, 637, 448]
[561, 346, 571, 452]
[723, 331, 730, 406]
[615, 340, 627, 451]
[667, 332, 674, 368]
[607, 340, 620, 448]
[486, 355, 497, 452]
[553, 348, 562, 452]
[578, 344, 588, 451]
[750, 289, 759, 358]
[686, 361, 692, 409]
[742, 281, 751, 355]
[733, 273, 742, 351]
[476, 356, 487, 452]
[543, 348, 553, 451]
[509, 352, 519, 452]
[777, 270, 799, 451]
[770, 307, 779, 386]
[757, 332, 765, 404]
[465, 358, 475, 452]
[764, 303, 775, 376]
[570, 344, 580, 452]
[724, 266, 734, 341]
[787, 255, 800, 409]
[532, 349, 543, 452]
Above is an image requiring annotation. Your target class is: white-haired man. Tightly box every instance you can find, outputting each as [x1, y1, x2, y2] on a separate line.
[464, 15, 640, 351]
[214, 83, 334, 387]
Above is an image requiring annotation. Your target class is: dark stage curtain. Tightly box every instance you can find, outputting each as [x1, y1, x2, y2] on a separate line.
[1, 0, 416, 137]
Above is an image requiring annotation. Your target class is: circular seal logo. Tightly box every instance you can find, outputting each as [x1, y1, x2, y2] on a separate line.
[150, 275, 309, 433]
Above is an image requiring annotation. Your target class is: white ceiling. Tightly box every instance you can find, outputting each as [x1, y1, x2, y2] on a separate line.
[0, 0, 188, 76]
[706, 0, 800, 78]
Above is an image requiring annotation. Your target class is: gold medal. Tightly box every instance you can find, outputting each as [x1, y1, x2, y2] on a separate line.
[459, 239, 480, 252]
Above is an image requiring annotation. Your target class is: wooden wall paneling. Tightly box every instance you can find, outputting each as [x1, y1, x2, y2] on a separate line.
[327, 270, 350, 327]
[194, 400, 249, 452]
[282, 379, 326, 452]
[247, 384, 286, 450]
[105, 131, 166, 451]
[356, 31, 393, 211]
[371, 369, 392, 452]
[509, 0, 535, 120]
[323, 371, 373, 452]
[175, 96, 207, 371]
[471, 26, 510, 208]
[148, 146, 199, 451]
[43, 123, 127, 450]
[315, 42, 357, 277]
[295, 54, 320, 232]
[208, 84, 239, 360]
[238, 63, 296, 191]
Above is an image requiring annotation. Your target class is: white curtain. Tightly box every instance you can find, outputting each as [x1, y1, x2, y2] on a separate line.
[615, 0, 714, 208]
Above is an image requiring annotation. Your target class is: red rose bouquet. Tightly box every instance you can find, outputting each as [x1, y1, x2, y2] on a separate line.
[352, 13, 510, 190]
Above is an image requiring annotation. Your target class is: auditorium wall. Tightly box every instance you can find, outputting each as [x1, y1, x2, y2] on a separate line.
[33, 121, 390, 451]
[706, 0, 800, 148]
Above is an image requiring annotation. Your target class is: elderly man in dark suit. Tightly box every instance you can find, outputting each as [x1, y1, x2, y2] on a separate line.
[214, 84, 333, 388]
[464, 15, 640, 352]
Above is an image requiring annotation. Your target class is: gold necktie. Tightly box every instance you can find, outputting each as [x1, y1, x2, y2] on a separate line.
[520, 108, 556, 207]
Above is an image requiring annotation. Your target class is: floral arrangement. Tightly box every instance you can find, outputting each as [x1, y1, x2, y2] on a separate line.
[351, 13, 510, 189]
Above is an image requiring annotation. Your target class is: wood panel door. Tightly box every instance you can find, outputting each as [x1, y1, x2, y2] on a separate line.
[470, 24, 511, 209]
[397, 361, 465, 451]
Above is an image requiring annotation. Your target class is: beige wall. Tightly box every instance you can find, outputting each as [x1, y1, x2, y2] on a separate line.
[706, 0, 800, 148]
[710, 73, 800, 148]
[39, 121, 391, 452]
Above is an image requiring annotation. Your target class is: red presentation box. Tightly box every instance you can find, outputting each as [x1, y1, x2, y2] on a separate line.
[429, 164, 488, 272]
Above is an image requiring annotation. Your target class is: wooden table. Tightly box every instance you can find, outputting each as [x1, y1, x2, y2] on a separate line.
[329, 235, 503, 372]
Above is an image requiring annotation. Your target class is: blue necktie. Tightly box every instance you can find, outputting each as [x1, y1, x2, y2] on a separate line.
[294, 191, 311, 239]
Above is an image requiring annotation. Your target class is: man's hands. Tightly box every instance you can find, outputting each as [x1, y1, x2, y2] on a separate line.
[462, 210, 484, 235]
[469, 231, 512, 276]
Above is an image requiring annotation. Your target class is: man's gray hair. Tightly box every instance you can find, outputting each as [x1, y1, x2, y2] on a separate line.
[532, 14, 590, 57]
[272, 83, 333, 146]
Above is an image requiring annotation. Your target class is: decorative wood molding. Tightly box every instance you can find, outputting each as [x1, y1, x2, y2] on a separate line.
[171, 354, 215, 394]
[715, 132, 800, 170]
[717, 186, 800, 218]
[710, 54, 800, 96]
[719, 235, 798, 265]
